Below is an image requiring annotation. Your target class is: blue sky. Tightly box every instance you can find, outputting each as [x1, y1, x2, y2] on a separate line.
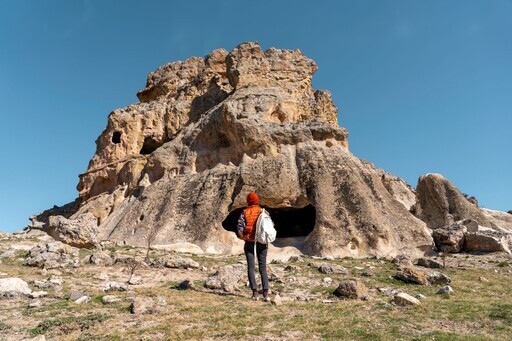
[1, 0, 511, 232]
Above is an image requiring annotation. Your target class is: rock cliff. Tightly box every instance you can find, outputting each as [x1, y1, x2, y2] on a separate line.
[31, 42, 438, 257]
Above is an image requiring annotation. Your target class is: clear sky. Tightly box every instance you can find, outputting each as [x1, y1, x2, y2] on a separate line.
[1, 0, 511, 232]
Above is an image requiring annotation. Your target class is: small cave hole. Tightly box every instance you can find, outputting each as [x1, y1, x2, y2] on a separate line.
[139, 214, 144, 222]
[222, 205, 316, 239]
[112, 131, 122, 144]
[140, 137, 162, 155]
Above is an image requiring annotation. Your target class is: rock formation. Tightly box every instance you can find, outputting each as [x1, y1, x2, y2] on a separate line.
[29, 42, 455, 258]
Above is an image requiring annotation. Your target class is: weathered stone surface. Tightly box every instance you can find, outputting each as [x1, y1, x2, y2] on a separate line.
[334, 280, 368, 299]
[103, 281, 127, 292]
[25, 242, 79, 269]
[417, 257, 443, 269]
[102, 295, 121, 304]
[0, 278, 32, 298]
[395, 266, 428, 285]
[416, 174, 512, 231]
[426, 272, 451, 285]
[31, 42, 434, 258]
[205, 264, 245, 292]
[130, 297, 155, 314]
[163, 254, 200, 269]
[318, 263, 348, 275]
[432, 224, 467, 253]
[89, 251, 114, 266]
[464, 231, 512, 254]
[392, 292, 420, 306]
[437, 286, 454, 295]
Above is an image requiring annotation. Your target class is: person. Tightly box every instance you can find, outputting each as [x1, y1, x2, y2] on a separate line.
[237, 192, 270, 301]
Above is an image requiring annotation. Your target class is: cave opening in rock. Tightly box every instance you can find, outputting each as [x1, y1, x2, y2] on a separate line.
[140, 137, 161, 155]
[222, 205, 316, 238]
[112, 131, 121, 144]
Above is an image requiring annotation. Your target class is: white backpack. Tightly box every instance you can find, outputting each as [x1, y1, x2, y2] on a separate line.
[255, 209, 276, 244]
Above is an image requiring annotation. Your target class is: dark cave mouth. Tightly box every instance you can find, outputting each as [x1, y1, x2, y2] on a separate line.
[222, 205, 316, 238]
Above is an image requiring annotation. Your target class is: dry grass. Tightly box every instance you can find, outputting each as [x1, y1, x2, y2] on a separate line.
[1, 242, 512, 340]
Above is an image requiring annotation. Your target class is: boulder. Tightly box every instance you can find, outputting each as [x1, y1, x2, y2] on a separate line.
[205, 264, 245, 292]
[431, 224, 466, 253]
[103, 281, 127, 292]
[0, 278, 32, 298]
[464, 231, 512, 254]
[102, 295, 121, 304]
[89, 251, 114, 266]
[334, 280, 368, 299]
[271, 294, 282, 306]
[30, 42, 433, 259]
[416, 174, 512, 231]
[417, 257, 443, 269]
[25, 242, 79, 269]
[29, 291, 48, 299]
[392, 292, 420, 306]
[437, 286, 454, 295]
[426, 271, 451, 285]
[318, 263, 348, 275]
[163, 254, 200, 269]
[130, 297, 155, 314]
[395, 266, 428, 285]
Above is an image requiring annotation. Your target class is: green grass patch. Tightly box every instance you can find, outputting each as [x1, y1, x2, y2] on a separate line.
[29, 313, 112, 336]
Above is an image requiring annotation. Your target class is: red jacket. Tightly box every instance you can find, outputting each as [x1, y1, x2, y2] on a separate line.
[237, 205, 262, 242]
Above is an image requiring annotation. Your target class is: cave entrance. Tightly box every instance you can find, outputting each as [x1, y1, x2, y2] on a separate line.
[222, 205, 316, 239]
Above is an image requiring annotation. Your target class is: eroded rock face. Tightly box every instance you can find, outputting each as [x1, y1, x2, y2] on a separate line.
[415, 174, 512, 232]
[30, 42, 433, 258]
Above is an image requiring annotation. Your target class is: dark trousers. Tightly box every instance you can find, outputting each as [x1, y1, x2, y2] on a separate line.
[244, 241, 269, 292]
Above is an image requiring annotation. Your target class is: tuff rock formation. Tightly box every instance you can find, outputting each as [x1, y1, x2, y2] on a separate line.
[30, 42, 441, 258]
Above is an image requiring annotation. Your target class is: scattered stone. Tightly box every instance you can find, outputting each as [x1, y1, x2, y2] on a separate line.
[74, 295, 91, 304]
[392, 255, 413, 267]
[128, 275, 142, 285]
[205, 264, 245, 292]
[322, 299, 335, 304]
[29, 291, 48, 299]
[0, 250, 16, 259]
[130, 297, 155, 314]
[392, 292, 421, 306]
[334, 280, 368, 299]
[288, 255, 304, 263]
[318, 263, 348, 275]
[89, 251, 114, 266]
[69, 291, 88, 301]
[465, 231, 512, 254]
[432, 224, 466, 253]
[94, 272, 109, 281]
[28, 300, 42, 308]
[415, 294, 426, 300]
[178, 280, 195, 290]
[296, 295, 311, 301]
[417, 257, 443, 269]
[426, 271, 451, 285]
[323, 277, 332, 284]
[395, 266, 428, 285]
[361, 271, 373, 277]
[156, 296, 167, 306]
[25, 242, 79, 269]
[102, 295, 121, 304]
[163, 254, 200, 269]
[201, 266, 208, 272]
[0, 278, 32, 298]
[284, 265, 299, 272]
[437, 286, 454, 295]
[271, 294, 282, 306]
[479, 276, 489, 283]
[48, 275, 63, 286]
[103, 281, 127, 292]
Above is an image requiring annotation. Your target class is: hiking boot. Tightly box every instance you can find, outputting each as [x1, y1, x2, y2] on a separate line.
[251, 291, 260, 301]
[263, 291, 270, 302]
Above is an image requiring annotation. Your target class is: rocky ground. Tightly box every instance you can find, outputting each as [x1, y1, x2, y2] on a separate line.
[1, 231, 512, 340]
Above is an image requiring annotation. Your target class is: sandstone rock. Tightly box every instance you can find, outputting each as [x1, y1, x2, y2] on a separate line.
[416, 174, 512, 231]
[205, 264, 245, 292]
[30, 42, 433, 259]
[437, 286, 454, 295]
[0, 250, 16, 259]
[28, 300, 42, 308]
[479, 276, 489, 283]
[318, 263, 348, 275]
[128, 275, 142, 285]
[25, 242, 79, 269]
[74, 295, 91, 304]
[392, 292, 420, 306]
[102, 295, 121, 304]
[392, 255, 413, 267]
[334, 280, 368, 299]
[417, 257, 443, 269]
[103, 281, 127, 292]
[432, 224, 466, 253]
[415, 294, 426, 300]
[69, 291, 88, 301]
[426, 271, 451, 285]
[271, 294, 282, 306]
[163, 254, 199, 269]
[29, 291, 48, 299]
[0, 278, 32, 298]
[395, 266, 428, 285]
[89, 251, 114, 266]
[464, 230, 512, 254]
[130, 297, 155, 314]
[323, 277, 332, 284]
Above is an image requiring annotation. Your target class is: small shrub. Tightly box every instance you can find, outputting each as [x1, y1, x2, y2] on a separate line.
[30, 313, 112, 336]
[497, 261, 509, 268]
[0, 322, 11, 331]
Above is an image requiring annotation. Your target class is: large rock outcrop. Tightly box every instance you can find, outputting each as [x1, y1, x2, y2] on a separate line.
[30, 42, 433, 258]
